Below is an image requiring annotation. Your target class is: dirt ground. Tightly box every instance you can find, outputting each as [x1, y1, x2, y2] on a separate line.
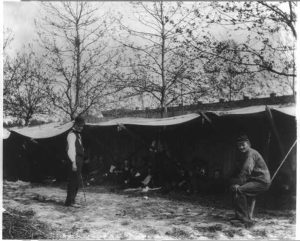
[2, 180, 296, 240]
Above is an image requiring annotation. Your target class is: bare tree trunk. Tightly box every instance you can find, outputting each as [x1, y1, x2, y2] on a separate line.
[160, 1, 167, 117]
[229, 78, 232, 101]
[75, 22, 81, 112]
[37, 2, 118, 121]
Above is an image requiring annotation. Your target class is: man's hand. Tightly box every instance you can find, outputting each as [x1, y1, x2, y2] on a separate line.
[72, 163, 77, 172]
[231, 184, 240, 192]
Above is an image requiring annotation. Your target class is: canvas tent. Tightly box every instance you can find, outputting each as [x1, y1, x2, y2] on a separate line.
[2, 105, 296, 195]
[3, 122, 74, 181]
[87, 113, 200, 126]
[9, 122, 73, 139]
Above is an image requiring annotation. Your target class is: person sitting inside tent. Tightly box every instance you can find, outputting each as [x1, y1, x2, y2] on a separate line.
[191, 162, 209, 194]
[230, 134, 271, 227]
[122, 159, 131, 187]
[208, 169, 227, 195]
[176, 166, 192, 194]
[103, 163, 123, 185]
[140, 166, 153, 189]
[149, 136, 171, 188]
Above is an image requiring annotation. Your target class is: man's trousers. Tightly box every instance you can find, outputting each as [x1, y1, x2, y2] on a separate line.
[65, 158, 83, 206]
[232, 181, 270, 221]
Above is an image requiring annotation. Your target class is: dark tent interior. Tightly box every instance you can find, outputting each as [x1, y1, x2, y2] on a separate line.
[2, 107, 296, 207]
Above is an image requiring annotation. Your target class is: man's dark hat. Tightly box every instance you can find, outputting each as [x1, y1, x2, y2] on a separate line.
[74, 116, 85, 126]
[236, 134, 250, 143]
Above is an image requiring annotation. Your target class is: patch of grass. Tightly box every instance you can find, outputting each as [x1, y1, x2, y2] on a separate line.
[289, 216, 296, 224]
[71, 225, 80, 232]
[165, 227, 191, 239]
[121, 220, 130, 226]
[252, 229, 267, 237]
[2, 208, 56, 239]
[223, 228, 245, 238]
[119, 232, 128, 240]
[144, 227, 159, 236]
[193, 224, 224, 239]
[223, 230, 235, 238]
[194, 224, 223, 233]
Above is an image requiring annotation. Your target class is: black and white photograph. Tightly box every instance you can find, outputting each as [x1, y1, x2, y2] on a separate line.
[1, 1, 298, 240]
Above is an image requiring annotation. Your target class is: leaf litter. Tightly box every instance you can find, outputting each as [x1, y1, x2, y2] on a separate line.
[2, 180, 296, 240]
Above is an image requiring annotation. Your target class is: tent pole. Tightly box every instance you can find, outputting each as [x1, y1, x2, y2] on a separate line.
[271, 140, 297, 183]
[265, 106, 285, 158]
[264, 131, 271, 165]
[200, 112, 212, 124]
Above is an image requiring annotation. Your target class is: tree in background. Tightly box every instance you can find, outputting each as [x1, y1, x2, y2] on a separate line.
[36, 2, 123, 120]
[115, 1, 208, 116]
[211, 2, 295, 96]
[203, 40, 255, 101]
[3, 49, 53, 126]
[183, 1, 296, 100]
[3, 28, 14, 52]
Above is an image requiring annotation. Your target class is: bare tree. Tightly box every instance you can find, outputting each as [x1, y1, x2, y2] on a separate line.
[3, 49, 53, 126]
[36, 2, 121, 120]
[203, 40, 256, 101]
[3, 28, 14, 52]
[116, 1, 206, 116]
[188, 1, 296, 97]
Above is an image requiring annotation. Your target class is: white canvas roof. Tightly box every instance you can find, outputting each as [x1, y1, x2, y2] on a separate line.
[214, 105, 296, 117]
[215, 105, 266, 115]
[10, 122, 73, 139]
[88, 113, 200, 126]
[4, 104, 295, 139]
[271, 105, 296, 117]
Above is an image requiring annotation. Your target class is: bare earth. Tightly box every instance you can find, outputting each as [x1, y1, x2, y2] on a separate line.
[2, 181, 296, 240]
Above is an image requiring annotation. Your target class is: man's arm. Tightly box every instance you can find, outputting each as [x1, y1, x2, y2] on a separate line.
[67, 132, 77, 171]
[238, 156, 255, 184]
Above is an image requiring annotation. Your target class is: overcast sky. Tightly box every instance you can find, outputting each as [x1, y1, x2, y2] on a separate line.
[3, 1, 136, 55]
[3, 1, 234, 56]
[4, 1, 40, 51]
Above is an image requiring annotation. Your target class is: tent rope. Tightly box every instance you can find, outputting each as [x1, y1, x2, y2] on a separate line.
[271, 140, 297, 183]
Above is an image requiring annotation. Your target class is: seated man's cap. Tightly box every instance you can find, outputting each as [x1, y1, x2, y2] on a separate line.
[236, 134, 250, 143]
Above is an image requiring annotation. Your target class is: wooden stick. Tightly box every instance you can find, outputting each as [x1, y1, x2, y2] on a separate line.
[271, 140, 297, 183]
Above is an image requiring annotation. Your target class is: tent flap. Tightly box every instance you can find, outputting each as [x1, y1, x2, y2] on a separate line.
[210, 105, 296, 117]
[271, 106, 296, 117]
[88, 113, 200, 127]
[10, 122, 73, 139]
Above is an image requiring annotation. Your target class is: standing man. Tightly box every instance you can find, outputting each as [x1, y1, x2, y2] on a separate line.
[230, 134, 271, 226]
[65, 116, 85, 207]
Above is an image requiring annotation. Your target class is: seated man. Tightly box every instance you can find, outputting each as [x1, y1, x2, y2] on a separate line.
[122, 160, 131, 186]
[230, 134, 271, 226]
[191, 164, 209, 194]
